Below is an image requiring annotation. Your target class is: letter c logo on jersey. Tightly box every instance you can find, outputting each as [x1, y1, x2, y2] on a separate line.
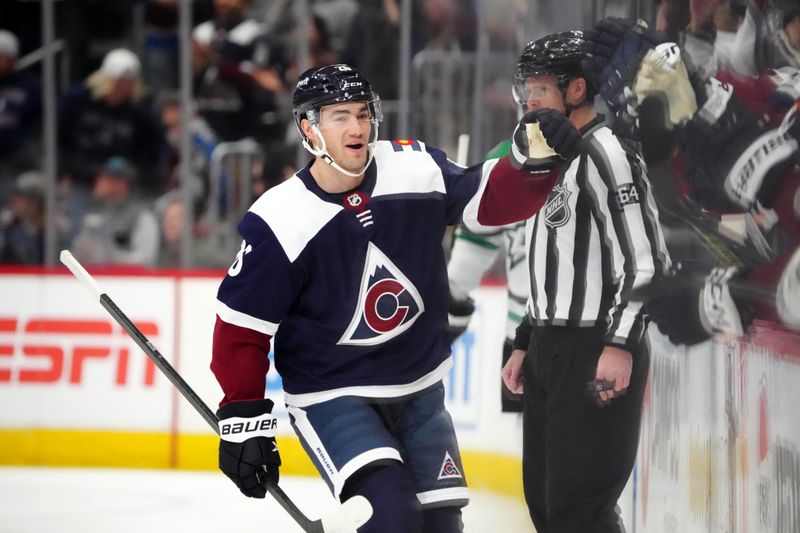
[338, 243, 424, 345]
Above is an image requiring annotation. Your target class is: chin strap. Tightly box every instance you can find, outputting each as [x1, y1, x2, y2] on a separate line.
[302, 123, 379, 178]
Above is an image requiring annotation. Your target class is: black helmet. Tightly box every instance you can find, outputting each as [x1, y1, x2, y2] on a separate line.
[513, 31, 590, 106]
[292, 64, 382, 142]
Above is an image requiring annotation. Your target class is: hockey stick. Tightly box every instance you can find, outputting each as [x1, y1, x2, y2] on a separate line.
[59, 250, 372, 533]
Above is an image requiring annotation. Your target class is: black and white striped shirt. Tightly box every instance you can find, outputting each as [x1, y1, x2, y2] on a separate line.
[525, 117, 670, 348]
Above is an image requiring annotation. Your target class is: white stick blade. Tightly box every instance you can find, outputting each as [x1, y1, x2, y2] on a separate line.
[321, 495, 373, 533]
[60, 249, 102, 301]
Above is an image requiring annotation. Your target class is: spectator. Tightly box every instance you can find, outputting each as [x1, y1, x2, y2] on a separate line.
[155, 191, 229, 267]
[142, 0, 215, 92]
[193, 0, 289, 93]
[0, 170, 44, 265]
[312, 0, 358, 55]
[773, 6, 800, 68]
[417, 0, 476, 52]
[157, 92, 216, 205]
[0, 29, 41, 205]
[58, 48, 166, 197]
[683, 0, 745, 75]
[191, 32, 284, 145]
[286, 14, 340, 86]
[342, 0, 401, 99]
[71, 157, 160, 267]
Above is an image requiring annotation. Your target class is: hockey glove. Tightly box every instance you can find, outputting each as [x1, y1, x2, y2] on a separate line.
[677, 82, 769, 210]
[511, 109, 580, 169]
[644, 279, 715, 346]
[723, 104, 800, 210]
[447, 293, 475, 342]
[582, 18, 665, 133]
[769, 68, 800, 111]
[632, 43, 698, 129]
[777, 246, 800, 331]
[638, 266, 752, 345]
[698, 267, 754, 337]
[218, 398, 281, 498]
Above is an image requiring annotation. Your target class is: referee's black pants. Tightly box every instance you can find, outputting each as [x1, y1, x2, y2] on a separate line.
[521, 324, 649, 533]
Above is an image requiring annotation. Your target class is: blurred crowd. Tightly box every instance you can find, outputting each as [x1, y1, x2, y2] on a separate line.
[0, 0, 799, 340]
[0, 0, 482, 268]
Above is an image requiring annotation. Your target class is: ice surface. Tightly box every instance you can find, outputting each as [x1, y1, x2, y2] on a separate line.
[0, 467, 535, 532]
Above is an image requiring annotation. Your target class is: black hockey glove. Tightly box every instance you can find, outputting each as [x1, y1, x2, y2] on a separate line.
[676, 80, 769, 211]
[218, 398, 281, 498]
[724, 103, 800, 210]
[638, 265, 754, 345]
[447, 293, 475, 342]
[511, 109, 580, 169]
[582, 18, 665, 115]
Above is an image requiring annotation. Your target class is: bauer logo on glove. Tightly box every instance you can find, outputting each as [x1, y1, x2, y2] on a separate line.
[220, 413, 279, 443]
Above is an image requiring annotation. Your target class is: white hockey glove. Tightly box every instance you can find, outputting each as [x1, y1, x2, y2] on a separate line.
[777, 246, 800, 331]
[723, 102, 800, 210]
[630, 42, 698, 129]
[698, 267, 749, 336]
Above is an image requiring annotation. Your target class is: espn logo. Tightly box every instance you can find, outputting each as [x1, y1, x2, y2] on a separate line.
[219, 414, 278, 443]
[0, 316, 159, 386]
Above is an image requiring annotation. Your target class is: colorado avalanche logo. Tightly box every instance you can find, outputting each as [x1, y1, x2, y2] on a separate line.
[437, 451, 462, 480]
[543, 183, 572, 229]
[338, 242, 424, 345]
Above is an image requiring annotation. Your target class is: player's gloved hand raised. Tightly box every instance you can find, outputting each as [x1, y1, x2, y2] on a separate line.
[581, 17, 665, 137]
[218, 398, 281, 498]
[447, 292, 475, 342]
[511, 109, 580, 169]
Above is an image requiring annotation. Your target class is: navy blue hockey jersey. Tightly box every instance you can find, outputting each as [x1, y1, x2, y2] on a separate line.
[212, 140, 557, 407]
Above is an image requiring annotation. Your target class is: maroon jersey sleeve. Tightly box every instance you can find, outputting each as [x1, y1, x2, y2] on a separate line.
[210, 316, 273, 406]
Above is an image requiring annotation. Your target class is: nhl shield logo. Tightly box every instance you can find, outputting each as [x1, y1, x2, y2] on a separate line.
[338, 242, 424, 345]
[346, 193, 362, 207]
[543, 183, 572, 229]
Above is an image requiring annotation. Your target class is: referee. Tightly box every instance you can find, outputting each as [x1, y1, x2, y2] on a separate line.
[501, 32, 671, 533]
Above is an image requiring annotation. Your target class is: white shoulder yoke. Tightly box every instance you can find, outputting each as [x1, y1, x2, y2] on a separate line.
[249, 176, 342, 262]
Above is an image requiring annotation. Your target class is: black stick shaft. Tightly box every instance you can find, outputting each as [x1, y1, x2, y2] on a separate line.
[100, 295, 219, 432]
[98, 293, 318, 532]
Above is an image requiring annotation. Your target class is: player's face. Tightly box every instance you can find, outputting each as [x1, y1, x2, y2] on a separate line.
[523, 75, 565, 113]
[786, 16, 800, 51]
[317, 101, 373, 173]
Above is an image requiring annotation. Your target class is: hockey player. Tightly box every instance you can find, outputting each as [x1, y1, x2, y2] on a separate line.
[501, 32, 671, 533]
[581, 17, 800, 343]
[209, 64, 580, 532]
